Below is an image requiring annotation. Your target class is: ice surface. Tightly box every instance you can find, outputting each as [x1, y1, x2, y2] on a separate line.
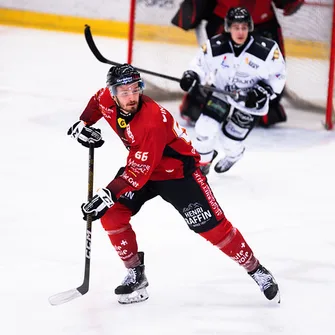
[0, 26, 334, 335]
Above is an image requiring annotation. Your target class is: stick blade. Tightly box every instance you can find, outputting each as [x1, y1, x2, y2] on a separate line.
[48, 289, 82, 306]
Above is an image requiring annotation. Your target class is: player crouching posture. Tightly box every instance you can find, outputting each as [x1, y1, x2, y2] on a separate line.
[180, 7, 286, 175]
[68, 63, 280, 304]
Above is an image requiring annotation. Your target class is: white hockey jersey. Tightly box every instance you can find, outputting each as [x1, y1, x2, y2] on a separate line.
[188, 34, 286, 116]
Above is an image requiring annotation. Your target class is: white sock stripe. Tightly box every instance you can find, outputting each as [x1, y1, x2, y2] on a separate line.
[215, 227, 237, 249]
[106, 224, 131, 235]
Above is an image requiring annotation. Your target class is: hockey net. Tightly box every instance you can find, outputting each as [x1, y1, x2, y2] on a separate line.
[128, 0, 335, 129]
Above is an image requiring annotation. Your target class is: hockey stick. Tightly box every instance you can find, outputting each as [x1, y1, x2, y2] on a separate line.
[84, 25, 244, 101]
[48, 142, 95, 306]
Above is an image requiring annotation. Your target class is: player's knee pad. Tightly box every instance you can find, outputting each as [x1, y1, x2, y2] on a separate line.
[100, 202, 132, 233]
[199, 217, 234, 246]
[222, 108, 259, 141]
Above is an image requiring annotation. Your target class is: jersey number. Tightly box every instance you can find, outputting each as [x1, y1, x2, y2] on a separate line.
[135, 151, 149, 161]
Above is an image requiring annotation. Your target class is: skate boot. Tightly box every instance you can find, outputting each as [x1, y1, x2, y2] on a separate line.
[115, 251, 149, 304]
[248, 264, 280, 303]
[199, 150, 218, 175]
[214, 148, 245, 173]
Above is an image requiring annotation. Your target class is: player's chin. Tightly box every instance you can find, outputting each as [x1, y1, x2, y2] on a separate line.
[126, 104, 138, 113]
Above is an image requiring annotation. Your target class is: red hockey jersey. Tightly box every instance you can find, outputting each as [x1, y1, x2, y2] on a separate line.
[80, 88, 200, 199]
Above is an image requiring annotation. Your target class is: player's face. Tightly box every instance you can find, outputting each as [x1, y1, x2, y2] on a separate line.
[113, 82, 141, 114]
[230, 23, 249, 45]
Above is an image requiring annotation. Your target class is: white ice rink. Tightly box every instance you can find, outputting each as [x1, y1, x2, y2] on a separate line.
[1, 26, 335, 335]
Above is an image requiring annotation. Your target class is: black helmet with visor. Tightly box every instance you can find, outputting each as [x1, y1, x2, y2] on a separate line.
[106, 64, 145, 96]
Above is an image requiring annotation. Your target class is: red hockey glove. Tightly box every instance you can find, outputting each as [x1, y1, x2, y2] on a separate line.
[284, 0, 304, 16]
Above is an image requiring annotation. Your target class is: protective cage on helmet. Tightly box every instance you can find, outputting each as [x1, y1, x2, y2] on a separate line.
[106, 64, 145, 96]
[224, 7, 254, 32]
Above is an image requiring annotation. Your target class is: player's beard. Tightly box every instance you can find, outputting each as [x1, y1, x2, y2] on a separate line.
[117, 98, 139, 114]
[124, 101, 138, 114]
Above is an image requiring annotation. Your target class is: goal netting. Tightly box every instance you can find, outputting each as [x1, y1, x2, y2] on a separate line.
[128, 0, 335, 129]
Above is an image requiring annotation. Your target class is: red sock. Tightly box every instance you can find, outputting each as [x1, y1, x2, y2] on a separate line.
[100, 203, 140, 268]
[107, 226, 139, 268]
[200, 219, 259, 272]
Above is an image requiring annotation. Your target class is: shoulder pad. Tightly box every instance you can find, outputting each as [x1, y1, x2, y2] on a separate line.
[247, 36, 276, 61]
[209, 34, 232, 57]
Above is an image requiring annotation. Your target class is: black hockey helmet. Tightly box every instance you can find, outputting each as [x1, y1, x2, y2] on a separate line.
[106, 63, 144, 96]
[224, 7, 254, 33]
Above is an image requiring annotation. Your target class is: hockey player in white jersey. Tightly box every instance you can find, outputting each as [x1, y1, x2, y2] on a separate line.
[180, 6, 286, 174]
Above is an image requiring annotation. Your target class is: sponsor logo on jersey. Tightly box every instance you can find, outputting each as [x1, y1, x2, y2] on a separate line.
[117, 117, 127, 128]
[275, 73, 285, 80]
[272, 48, 280, 60]
[245, 58, 259, 69]
[121, 171, 139, 188]
[126, 124, 135, 143]
[128, 158, 150, 174]
[230, 76, 255, 85]
[100, 104, 113, 119]
[221, 55, 229, 68]
[182, 202, 212, 228]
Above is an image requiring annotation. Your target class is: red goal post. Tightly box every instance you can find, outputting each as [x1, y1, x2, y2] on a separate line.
[127, 0, 335, 130]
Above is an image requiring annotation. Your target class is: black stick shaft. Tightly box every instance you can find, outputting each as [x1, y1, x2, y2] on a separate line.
[77, 142, 94, 294]
[84, 25, 180, 82]
[84, 25, 243, 101]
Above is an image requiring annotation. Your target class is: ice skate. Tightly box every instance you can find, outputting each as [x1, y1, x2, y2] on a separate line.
[199, 150, 218, 175]
[115, 251, 149, 304]
[248, 264, 280, 303]
[214, 148, 245, 173]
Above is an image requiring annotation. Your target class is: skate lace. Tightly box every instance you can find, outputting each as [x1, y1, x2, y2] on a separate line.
[251, 269, 273, 291]
[122, 268, 137, 286]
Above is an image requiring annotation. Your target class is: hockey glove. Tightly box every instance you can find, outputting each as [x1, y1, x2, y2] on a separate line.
[180, 70, 200, 92]
[67, 121, 104, 148]
[81, 188, 114, 221]
[245, 83, 274, 110]
[283, 0, 304, 16]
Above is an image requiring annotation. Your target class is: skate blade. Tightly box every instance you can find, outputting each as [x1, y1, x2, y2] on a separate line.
[118, 288, 149, 304]
[268, 289, 281, 304]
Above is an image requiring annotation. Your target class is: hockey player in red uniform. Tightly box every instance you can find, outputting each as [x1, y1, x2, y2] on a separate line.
[172, 0, 304, 127]
[67, 64, 279, 304]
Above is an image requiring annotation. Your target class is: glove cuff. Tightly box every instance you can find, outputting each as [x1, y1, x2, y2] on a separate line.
[257, 82, 276, 100]
[69, 120, 85, 139]
[97, 188, 114, 208]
